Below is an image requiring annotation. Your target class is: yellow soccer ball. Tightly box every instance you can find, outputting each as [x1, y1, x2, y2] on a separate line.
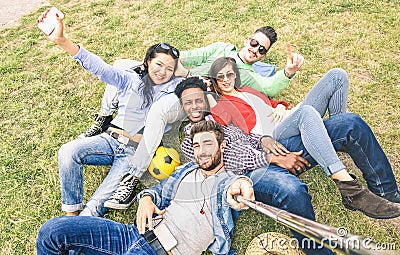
[148, 146, 180, 180]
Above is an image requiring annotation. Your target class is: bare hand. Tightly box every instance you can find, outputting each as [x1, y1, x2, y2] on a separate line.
[285, 42, 304, 77]
[37, 8, 65, 43]
[269, 104, 287, 124]
[37, 9, 79, 56]
[136, 195, 166, 234]
[199, 77, 212, 91]
[269, 150, 311, 175]
[174, 61, 190, 77]
[227, 178, 254, 210]
[261, 136, 289, 156]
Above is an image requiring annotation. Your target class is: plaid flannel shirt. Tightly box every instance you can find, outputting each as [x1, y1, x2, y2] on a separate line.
[181, 118, 270, 175]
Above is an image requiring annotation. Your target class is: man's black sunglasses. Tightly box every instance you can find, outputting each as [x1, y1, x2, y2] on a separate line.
[156, 42, 180, 59]
[249, 38, 268, 55]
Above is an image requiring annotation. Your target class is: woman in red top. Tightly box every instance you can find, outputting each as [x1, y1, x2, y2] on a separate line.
[208, 57, 297, 140]
[206, 57, 400, 220]
[207, 57, 365, 190]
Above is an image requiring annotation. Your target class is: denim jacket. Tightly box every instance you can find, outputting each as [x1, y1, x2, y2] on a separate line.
[138, 162, 251, 255]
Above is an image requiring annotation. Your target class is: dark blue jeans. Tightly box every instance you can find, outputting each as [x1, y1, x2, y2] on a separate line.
[247, 113, 398, 255]
[36, 216, 157, 255]
[280, 113, 398, 196]
[247, 164, 333, 255]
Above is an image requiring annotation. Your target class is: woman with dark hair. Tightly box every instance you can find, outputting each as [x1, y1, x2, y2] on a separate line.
[207, 57, 400, 219]
[135, 43, 180, 108]
[208, 57, 289, 136]
[38, 10, 182, 217]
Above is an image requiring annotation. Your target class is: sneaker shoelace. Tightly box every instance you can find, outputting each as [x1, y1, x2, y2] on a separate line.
[94, 115, 107, 125]
[109, 178, 139, 202]
[82, 124, 101, 137]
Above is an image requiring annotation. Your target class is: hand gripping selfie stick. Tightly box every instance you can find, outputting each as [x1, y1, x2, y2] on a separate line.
[234, 195, 399, 255]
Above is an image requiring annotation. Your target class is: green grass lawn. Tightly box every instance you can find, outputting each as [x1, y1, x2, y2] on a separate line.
[1, 0, 400, 254]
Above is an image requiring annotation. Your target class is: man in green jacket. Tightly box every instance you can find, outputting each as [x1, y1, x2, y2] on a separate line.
[181, 26, 303, 96]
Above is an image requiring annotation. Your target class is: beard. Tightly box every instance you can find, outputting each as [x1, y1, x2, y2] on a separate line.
[195, 150, 222, 172]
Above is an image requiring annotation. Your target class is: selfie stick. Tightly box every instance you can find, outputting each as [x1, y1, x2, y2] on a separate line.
[234, 195, 399, 255]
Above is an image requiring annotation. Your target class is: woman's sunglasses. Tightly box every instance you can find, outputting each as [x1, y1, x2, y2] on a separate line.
[156, 42, 180, 59]
[249, 38, 268, 55]
[216, 72, 235, 82]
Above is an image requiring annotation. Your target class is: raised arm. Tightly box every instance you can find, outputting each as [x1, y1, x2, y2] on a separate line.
[284, 42, 304, 78]
[37, 9, 79, 56]
[239, 43, 305, 97]
[38, 10, 135, 90]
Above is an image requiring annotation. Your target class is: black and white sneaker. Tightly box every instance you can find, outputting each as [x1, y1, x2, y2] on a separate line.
[104, 173, 139, 210]
[78, 114, 113, 139]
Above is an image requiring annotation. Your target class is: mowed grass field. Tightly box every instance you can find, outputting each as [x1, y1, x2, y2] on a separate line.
[0, 0, 399, 254]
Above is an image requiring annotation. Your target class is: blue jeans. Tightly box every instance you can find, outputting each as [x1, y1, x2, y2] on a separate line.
[58, 133, 135, 217]
[274, 68, 349, 176]
[280, 112, 398, 196]
[36, 216, 157, 255]
[42, 114, 395, 255]
[247, 167, 334, 255]
[246, 113, 398, 255]
[38, 174, 327, 255]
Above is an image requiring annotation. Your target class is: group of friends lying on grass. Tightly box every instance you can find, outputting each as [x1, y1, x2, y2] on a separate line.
[36, 9, 400, 255]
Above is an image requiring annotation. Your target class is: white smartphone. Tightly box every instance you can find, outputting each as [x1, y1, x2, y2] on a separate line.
[37, 7, 64, 35]
[153, 223, 178, 251]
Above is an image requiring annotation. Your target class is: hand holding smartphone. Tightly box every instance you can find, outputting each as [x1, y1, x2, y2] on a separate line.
[37, 7, 64, 36]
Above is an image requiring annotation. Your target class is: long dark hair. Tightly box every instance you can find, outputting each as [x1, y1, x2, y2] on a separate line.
[134, 43, 180, 108]
[208, 57, 241, 97]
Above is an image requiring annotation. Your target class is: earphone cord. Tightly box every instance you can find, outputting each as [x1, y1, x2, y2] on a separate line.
[199, 164, 224, 214]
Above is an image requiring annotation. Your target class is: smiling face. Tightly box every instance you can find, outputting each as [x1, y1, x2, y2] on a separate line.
[239, 31, 271, 64]
[216, 64, 237, 95]
[147, 52, 176, 85]
[192, 131, 223, 172]
[181, 88, 207, 123]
